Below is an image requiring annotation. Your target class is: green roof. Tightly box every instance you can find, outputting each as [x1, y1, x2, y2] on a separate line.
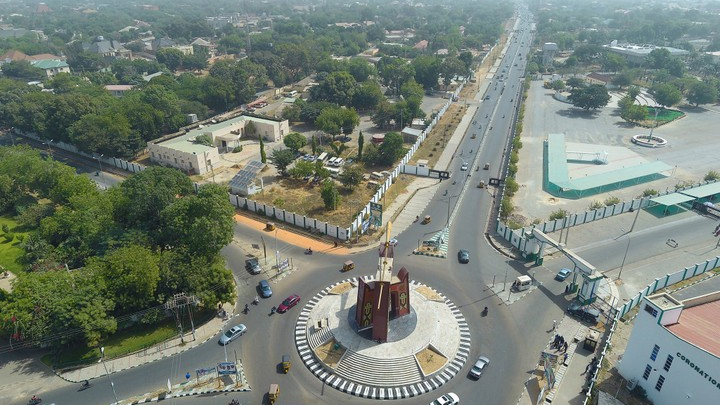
[31, 59, 69, 69]
[679, 182, 720, 199]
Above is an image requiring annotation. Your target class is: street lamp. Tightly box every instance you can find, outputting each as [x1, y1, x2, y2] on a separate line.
[93, 154, 104, 183]
[220, 327, 228, 362]
[42, 139, 54, 159]
[99, 347, 119, 404]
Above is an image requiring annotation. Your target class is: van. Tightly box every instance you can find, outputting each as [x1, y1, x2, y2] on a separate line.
[371, 172, 384, 180]
[512, 275, 532, 291]
[334, 158, 344, 167]
[326, 157, 337, 166]
[327, 167, 340, 178]
[317, 152, 328, 161]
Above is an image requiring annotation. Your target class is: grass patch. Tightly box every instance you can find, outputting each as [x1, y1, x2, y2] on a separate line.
[44, 308, 215, 369]
[0, 215, 31, 274]
[644, 106, 683, 123]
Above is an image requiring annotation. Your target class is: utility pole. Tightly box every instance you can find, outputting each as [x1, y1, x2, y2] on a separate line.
[165, 293, 199, 343]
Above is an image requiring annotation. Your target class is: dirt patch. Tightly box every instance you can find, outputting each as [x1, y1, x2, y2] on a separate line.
[410, 104, 467, 167]
[328, 282, 353, 295]
[314, 339, 346, 369]
[415, 285, 442, 301]
[415, 345, 447, 376]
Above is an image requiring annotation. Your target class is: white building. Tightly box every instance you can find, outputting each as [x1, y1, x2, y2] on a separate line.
[618, 291, 720, 405]
[147, 114, 289, 175]
[603, 41, 689, 65]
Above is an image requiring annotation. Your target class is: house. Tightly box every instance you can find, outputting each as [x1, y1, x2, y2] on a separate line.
[618, 291, 720, 405]
[31, 60, 70, 78]
[147, 114, 289, 174]
[603, 41, 689, 65]
[151, 37, 175, 53]
[104, 84, 135, 97]
[585, 72, 616, 88]
[84, 39, 131, 60]
[413, 40, 428, 51]
[401, 127, 423, 143]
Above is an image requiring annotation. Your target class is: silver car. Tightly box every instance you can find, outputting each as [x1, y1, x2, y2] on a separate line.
[469, 356, 490, 379]
[219, 324, 247, 345]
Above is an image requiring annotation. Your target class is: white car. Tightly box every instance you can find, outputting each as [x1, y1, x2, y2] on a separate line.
[430, 392, 460, 405]
[389, 238, 398, 247]
[219, 324, 247, 345]
[460, 163, 468, 171]
[469, 356, 490, 378]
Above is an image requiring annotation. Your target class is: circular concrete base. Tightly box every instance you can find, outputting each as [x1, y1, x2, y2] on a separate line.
[631, 134, 667, 147]
[294, 277, 470, 400]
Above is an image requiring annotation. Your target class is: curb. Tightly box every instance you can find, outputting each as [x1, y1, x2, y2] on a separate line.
[294, 278, 470, 400]
[127, 387, 252, 404]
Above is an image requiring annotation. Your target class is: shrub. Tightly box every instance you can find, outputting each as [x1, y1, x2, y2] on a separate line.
[704, 171, 720, 181]
[505, 177, 519, 196]
[604, 196, 621, 206]
[508, 163, 518, 177]
[549, 209, 568, 220]
[1, 224, 8, 233]
[273, 198, 285, 208]
[641, 189, 659, 197]
[4, 232, 14, 242]
[674, 180, 694, 190]
[232, 146, 243, 153]
[510, 151, 519, 165]
[589, 201, 603, 210]
[500, 197, 514, 220]
[512, 137, 523, 150]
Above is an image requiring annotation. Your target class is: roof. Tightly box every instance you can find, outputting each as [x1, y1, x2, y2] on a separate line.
[650, 193, 695, 206]
[105, 84, 134, 91]
[401, 127, 423, 137]
[31, 59, 68, 69]
[678, 182, 720, 199]
[665, 298, 720, 357]
[229, 160, 264, 191]
[586, 72, 613, 83]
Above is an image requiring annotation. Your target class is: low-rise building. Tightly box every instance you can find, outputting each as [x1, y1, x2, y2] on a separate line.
[618, 291, 720, 405]
[32, 59, 70, 78]
[148, 114, 289, 174]
[603, 41, 689, 64]
[104, 84, 135, 97]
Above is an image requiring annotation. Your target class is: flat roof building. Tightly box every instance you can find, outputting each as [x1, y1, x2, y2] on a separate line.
[603, 41, 689, 64]
[148, 114, 289, 175]
[618, 291, 720, 405]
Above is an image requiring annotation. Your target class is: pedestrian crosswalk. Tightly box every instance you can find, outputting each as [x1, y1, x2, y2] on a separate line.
[412, 227, 449, 258]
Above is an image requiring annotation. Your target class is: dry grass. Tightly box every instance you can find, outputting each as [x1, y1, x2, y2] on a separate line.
[415, 345, 447, 376]
[409, 104, 467, 167]
[314, 339, 346, 369]
[328, 282, 353, 295]
[251, 177, 375, 227]
[415, 285, 442, 301]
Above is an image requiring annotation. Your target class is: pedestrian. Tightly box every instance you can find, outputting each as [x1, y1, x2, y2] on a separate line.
[563, 342, 568, 353]
[582, 363, 591, 375]
[552, 319, 557, 331]
[563, 353, 569, 365]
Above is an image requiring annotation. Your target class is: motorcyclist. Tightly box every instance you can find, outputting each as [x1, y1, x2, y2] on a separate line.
[483, 306, 488, 314]
[271, 306, 277, 314]
[253, 296, 259, 305]
[83, 379, 90, 387]
[244, 303, 249, 313]
[307, 247, 313, 254]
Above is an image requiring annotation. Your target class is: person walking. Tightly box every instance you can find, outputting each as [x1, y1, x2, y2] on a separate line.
[552, 320, 557, 331]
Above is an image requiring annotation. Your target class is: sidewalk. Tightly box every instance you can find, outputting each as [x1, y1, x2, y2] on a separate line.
[57, 302, 250, 402]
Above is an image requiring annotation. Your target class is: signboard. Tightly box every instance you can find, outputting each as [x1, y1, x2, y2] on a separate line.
[196, 367, 216, 378]
[278, 258, 289, 271]
[217, 362, 237, 375]
[370, 202, 383, 226]
[362, 220, 370, 232]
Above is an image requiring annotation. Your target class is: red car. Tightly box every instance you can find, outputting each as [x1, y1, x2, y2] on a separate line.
[278, 294, 301, 313]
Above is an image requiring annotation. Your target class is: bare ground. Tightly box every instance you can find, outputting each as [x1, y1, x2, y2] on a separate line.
[415, 345, 448, 376]
[315, 339, 346, 369]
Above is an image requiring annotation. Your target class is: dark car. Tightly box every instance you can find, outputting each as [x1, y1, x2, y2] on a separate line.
[259, 279, 272, 298]
[567, 302, 600, 323]
[278, 294, 301, 313]
[458, 249, 470, 264]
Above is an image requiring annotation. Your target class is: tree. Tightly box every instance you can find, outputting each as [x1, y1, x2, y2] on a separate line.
[1, 60, 45, 80]
[310, 71, 360, 106]
[357, 131, 364, 160]
[439, 57, 467, 88]
[412, 55, 440, 90]
[650, 83, 682, 108]
[458, 51, 474, 71]
[115, 166, 194, 230]
[550, 80, 566, 91]
[621, 103, 647, 123]
[288, 160, 315, 179]
[320, 179, 340, 210]
[351, 81, 384, 110]
[377, 57, 415, 96]
[339, 166, 364, 190]
[156, 48, 185, 71]
[68, 113, 134, 157]
[89, 245, 160, 311]
[377, 132, 406, 166]
[311, 135, 318, 155]
[270, 148, 296, 176]
[314, 160, 330, 179]
[283, 132, 307, 152]
[347, 58, 375, 82]
[565, 77, 585, 89]
[315, 106, 360, 139]
[601, 53, 626, 72]
[568, 84, 611, 110]
[259, 135, 266, 163]
[687, 81, 718, 106]
[158, 183, 235, 258]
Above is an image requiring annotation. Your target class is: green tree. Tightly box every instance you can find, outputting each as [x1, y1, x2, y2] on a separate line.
[378, 132, 406, 166]
[158, 183, 235, 258]
[283, 132, 307, 152]
[377, 56, 415, 96]
[601, 53, 626, 72]
[565, 77, 585, 89]
[89, 245, 160, 311]
[320, 179, 340, 210]
[311, 135, 318, 155]
[439, 56, 467, 88]
[156, 48, 185, 71]
[687, 81, 718, 106]
[621, 104, 647, 123]
[1, 60, 44, 80]
[270, 148, 296, 176]
[310, 71, 360, 106]
[357, 131, 364, 160]
[259, 135, 266, 163]
[339, 165, 364, 190]
[351, 81, 384, 110]
[550, 80, 566, 91]
[568, 84, 611, 110]
[412, 55, 440, 90]
[650, 83, 682, 108]
[68, 112, 134, 157]
[347, 58, 375, 82]
[315, 106, 360, 139]
[314, 160, 330, 179]
[288, 160, 315, 179]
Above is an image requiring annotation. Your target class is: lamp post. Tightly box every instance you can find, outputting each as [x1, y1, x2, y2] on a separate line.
[94, 153, 104, 182]
[648, 107, 660, 140]
[99, 347, 119, 404]
[617, 237, 631, 281]
[43, 139, 54, 159]
[274, 227, 279, 270]
[220, 327, 228, 362]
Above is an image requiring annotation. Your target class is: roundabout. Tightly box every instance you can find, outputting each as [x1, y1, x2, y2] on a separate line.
[292, 240, 471, 400]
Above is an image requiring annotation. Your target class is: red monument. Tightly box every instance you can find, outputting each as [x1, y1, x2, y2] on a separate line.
[355, 223, 411, 342]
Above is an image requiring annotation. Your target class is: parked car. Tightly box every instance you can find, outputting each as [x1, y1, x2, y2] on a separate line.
[259, 280, 272, 298]
[469, 356, 490, 379]
[245, 258, 262, 275]
[458, 249, 470, 264]
[555, 268, 572, 281]
[567, 302, 600, 323]
[219, 324, 247, 345]
[430, 392, 460, 405]
[278, 294, 301, 313]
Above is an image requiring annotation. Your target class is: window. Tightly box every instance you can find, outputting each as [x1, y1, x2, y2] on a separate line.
[650, 345, 660, 361]
[644, 304, 658, 317]
[642, 365, 652, 380]
[663, 355, 673, 371]
[655, 375, 665, 391]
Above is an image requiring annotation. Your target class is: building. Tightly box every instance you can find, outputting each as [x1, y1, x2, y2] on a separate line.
[603, 41, 689, 65]
[148, 114, 289, 174]
[542, 42, 558, 66]
[104, 84, 135, 97]
[31, 59, 70, 78]
[618, 291, 720, 405]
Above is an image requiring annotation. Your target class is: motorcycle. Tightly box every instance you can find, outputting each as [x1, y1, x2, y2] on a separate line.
[270, 306, 277, 316]
[243, 304, 249, 314]
[28, 397, 42, 405]
[482, 307, 488, 316]
[79, 380, 91, 391]
[229, 399, 240, 405]
[304, 248, 313, 255]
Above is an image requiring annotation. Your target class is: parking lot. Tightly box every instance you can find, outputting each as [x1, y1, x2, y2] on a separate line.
[514, 79, 720, 221]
